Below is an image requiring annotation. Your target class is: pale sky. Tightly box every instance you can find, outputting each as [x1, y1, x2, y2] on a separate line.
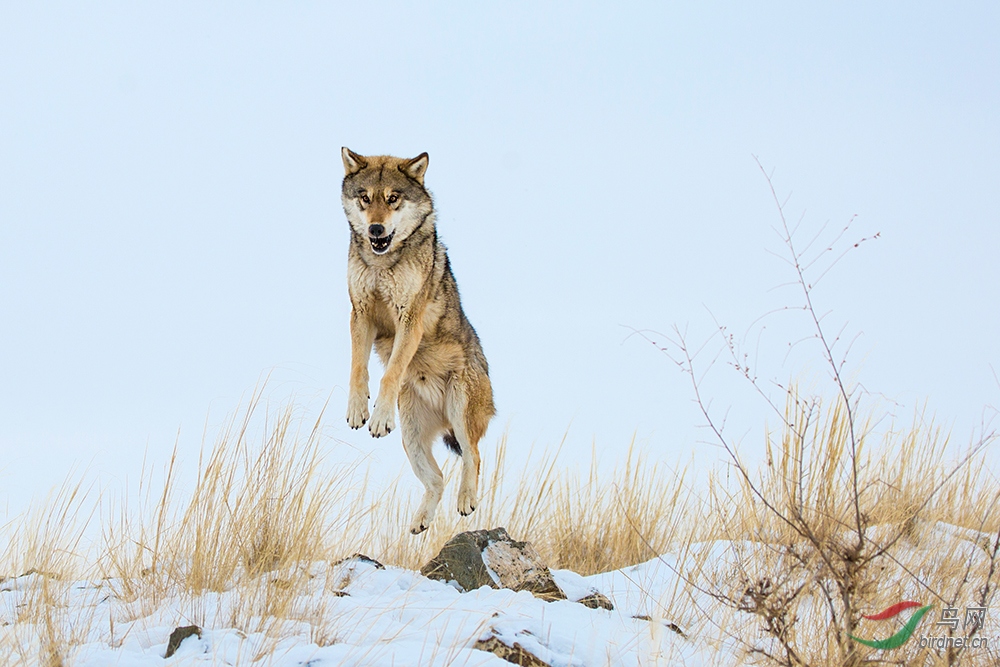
[2, 3, 998, 515]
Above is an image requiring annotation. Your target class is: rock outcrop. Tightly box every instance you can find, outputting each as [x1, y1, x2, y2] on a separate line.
[421, 527, 565, 600]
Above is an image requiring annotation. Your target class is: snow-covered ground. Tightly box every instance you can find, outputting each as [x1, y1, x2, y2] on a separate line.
[5, 522, 1000, 666]
[1, 555, 713, 666]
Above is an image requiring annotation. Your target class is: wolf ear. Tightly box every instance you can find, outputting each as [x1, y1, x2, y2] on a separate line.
[399, 152, 429, 185]
[342, 147, 367, 176]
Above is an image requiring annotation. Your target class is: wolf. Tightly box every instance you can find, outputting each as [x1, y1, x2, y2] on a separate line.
[340, 147, 496, 534]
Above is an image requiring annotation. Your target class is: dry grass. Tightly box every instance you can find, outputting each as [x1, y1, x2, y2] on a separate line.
[1, 478, 100, 666]
[0, 386, 997, 666]
[361, 435, 700, 575]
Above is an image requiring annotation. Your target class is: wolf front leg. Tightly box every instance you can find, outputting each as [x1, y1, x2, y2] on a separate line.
[346, 307, 376, 429]
[368, 308, 425, 438]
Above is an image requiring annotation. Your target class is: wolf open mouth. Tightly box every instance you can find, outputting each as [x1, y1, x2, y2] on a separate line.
[370, 232, 394, 255]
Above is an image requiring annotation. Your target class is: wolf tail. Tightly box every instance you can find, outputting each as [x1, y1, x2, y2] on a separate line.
[442, 430, 462, 456]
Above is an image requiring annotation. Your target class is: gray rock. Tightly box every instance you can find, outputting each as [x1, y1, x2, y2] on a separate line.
[421, 528, 565, 601]
[474, 636, 550, 666]
[164, 625, 201, 658]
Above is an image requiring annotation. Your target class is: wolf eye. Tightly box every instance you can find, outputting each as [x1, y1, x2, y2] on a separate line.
[360, 193, 370, 205]
[387, 193, 399, 205]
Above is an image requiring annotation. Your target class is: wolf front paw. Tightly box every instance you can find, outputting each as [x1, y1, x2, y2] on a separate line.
[346, 393, 369, 429]
[368, 400, 395, 438]
[457, 486, 478, 517]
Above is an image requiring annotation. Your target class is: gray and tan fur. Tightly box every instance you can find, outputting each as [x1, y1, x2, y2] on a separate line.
[340, 147, 495, 534]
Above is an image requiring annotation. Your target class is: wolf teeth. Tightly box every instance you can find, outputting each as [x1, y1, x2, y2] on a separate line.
[370, 234, 393, 253]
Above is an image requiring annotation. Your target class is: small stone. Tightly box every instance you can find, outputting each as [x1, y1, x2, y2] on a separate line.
[334, 553, 384, 569]
[474, 636, 550, 666]
[576, 592, 614, 610]
[164, 625, 201, 658]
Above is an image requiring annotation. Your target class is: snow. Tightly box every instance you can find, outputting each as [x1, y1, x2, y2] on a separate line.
[1, 556, 713, 666]
[5, 524, 992, 665]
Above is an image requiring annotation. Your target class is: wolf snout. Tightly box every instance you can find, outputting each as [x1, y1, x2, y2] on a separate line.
[367, 224, 394, 255]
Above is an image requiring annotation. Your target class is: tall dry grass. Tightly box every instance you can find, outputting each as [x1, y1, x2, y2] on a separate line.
[364, 435, 700, 575]
[0, 387, 703, 663]
[1, 478, 101, 666]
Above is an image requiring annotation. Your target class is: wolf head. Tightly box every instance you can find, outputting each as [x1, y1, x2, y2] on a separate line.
[341, 148, 434, 256]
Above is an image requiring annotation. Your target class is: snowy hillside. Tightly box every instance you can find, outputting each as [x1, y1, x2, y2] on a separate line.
[2, 553, 707, 666]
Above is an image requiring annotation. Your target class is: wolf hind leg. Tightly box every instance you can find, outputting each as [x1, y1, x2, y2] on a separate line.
[449, 421, 478, 517]
[446, 380, 490, 517]
[399, 386, 445, 534]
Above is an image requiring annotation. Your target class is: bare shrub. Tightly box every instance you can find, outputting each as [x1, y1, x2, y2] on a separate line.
[638, 161, 1000, 666]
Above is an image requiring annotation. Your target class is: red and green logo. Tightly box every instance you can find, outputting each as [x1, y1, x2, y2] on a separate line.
[850, 601, 934, 650]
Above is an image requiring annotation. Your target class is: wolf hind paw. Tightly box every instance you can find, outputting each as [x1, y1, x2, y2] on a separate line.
[457, 487, 477, 516]
[409, 507, 434, 535]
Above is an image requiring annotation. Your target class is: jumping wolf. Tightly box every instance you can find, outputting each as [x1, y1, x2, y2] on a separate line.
[340, 148, 495, 534]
